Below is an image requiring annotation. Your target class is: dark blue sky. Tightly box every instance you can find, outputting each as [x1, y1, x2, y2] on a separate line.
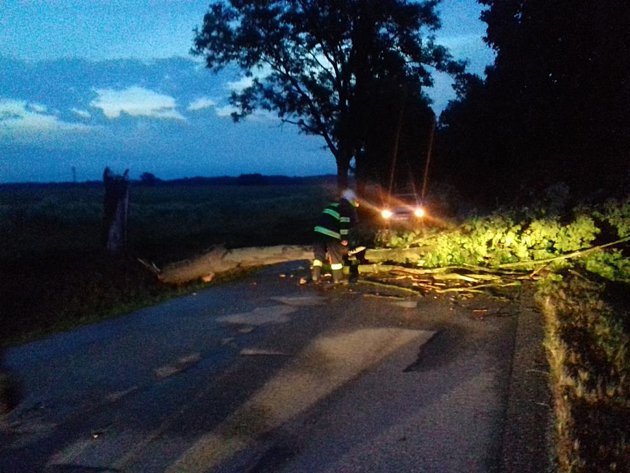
[0, 0, 494, 183]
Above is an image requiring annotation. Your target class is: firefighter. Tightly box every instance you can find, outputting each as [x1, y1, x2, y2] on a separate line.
[311, 188, 359, 284]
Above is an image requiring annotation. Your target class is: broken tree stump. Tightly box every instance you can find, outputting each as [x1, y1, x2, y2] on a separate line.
[102, 167, 130, 256]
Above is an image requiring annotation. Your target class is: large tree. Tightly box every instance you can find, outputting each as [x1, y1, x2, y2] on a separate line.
[193, 0, 461, 189]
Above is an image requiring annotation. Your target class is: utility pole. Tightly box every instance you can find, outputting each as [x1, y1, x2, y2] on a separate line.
[421, 116, 435, 201]
[388, 88, 407, 198]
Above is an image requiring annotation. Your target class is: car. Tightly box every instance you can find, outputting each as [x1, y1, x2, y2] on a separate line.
[378, 193, 426, 224]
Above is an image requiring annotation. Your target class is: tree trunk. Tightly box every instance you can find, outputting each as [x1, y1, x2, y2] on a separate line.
[157, 245, 313, 285]
[336, 157, 349, 189]
[336, 140, 355, 190]
[354, 148, 368, 197]
[363, 247, 426, 264]
[102, 167, 129, 256]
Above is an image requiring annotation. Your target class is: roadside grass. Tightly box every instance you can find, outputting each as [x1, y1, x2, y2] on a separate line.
[0, 182, 333, 346]
[538, 274, 629, 472]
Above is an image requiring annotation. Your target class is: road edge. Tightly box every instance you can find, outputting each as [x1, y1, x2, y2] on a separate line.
[500, 288, 553, 472]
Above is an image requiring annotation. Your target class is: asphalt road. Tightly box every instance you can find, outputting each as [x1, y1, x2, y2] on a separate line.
[0, 262, 549, 472]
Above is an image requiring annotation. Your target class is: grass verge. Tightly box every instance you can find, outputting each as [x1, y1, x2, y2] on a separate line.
[537, 273, 629, 472]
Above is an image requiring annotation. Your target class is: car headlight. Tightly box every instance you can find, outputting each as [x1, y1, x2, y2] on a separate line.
[414, 206, 426, 218]
[381, 209, 393, 219]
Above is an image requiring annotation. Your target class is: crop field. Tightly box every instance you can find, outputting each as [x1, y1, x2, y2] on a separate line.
[0, 181, 335, 345]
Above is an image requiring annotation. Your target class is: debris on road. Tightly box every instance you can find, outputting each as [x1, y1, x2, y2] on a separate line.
[270, 296, 327, 306]
[154, 353, 201, 379]
[216, 306, 297, 326]
[239, 348, 290, 357]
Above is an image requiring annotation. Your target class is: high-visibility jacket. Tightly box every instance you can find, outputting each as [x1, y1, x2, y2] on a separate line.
[314, 199, 355, 240]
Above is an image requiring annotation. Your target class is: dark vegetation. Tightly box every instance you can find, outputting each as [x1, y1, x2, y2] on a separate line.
[0, 180, 333, 346]
[437, 0, 629, 206]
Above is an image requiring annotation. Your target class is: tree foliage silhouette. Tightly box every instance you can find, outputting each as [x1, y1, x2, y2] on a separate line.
[440, 0, 630, 204]
[193, 0, 462, 188]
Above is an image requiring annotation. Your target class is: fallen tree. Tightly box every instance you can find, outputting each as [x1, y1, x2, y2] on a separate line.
[146, 245, 313, 285]
[143, 233, 629, 289]
[362, 202, 630, 296]
[143, 198, 630, 289]
[149, 245, 429, 285]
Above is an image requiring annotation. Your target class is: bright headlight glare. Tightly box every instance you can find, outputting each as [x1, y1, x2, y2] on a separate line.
[381, 209, 393, 219]
[414, 207, 426, 218]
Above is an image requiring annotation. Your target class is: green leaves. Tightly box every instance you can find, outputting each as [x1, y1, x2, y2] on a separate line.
[595, 197, 630, 238]
[584, 250, 630, 283]
[376, 199, 629, 282]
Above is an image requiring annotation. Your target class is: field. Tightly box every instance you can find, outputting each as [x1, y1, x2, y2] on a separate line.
[0, 181, 335, 346]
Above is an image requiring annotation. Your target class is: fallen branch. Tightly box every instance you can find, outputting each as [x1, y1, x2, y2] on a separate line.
[358, 262, 527, 296]
[355, 280, 420, 297]
[498, 235, 630, 270]
[152, 234, 628, 290]
[433, 281, 521, 294]
[137, 258, 161, 275]
[358, 235, 629, 295]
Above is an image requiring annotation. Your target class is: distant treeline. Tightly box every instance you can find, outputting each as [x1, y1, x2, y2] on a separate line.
[0, 173, 338, 189]
[162, 173, 337, 186]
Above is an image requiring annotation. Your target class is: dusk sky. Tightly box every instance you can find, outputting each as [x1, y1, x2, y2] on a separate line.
[0, 0, 495, 183]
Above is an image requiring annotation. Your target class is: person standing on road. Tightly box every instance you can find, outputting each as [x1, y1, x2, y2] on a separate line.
[311, 188, 360, 284]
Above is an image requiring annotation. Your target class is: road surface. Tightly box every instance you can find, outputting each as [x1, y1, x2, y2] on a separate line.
[0, 263, 549, 472]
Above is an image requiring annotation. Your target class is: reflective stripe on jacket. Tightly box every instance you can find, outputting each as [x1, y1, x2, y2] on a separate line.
[314, 199, 354, 240]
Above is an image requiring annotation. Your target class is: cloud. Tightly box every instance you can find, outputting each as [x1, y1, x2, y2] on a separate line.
[436, 34, 495, 76]
[215, 105, 238, 118]
[29, 103, 48, 113]
[214, 104, 276, 123]
[90, 86, 185, 120]
[0, 98, 92, 134]
[224, 66, 276, 93]
[0, 56, 336, 183]
[71, 107, 91, 118]
[187, 96, 216, 111]
[226, 76, 254, 92]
